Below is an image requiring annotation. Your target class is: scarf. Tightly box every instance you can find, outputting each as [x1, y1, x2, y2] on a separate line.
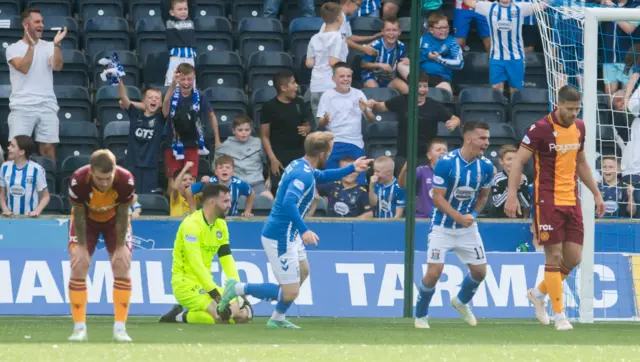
[97, 52, 125, 85]
[169, 84, 209, 160]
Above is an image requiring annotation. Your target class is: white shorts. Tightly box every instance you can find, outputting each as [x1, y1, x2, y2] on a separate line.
[165, 56, 196, 87]
[8, 108, 60, 143]
[427, 225, 487, 265]
[261, 236, 307, 285]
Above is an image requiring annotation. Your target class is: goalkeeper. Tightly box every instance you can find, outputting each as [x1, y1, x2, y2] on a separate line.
[160, 184, 251, 324]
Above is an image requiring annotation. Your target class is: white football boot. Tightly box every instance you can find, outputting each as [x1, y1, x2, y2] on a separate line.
[113, 328, 133, 342]
[527, 288, 550, 325]
[68, 327, 88, 342]
[414, 316, 430, 329]
[554, 315, 574, 331]
[451, 297, 477, 327]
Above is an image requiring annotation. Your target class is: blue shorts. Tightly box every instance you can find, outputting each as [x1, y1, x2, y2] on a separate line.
[603, 63, 632, 85]
[326, 142, 366, 185]
[489, 59, 525, 88]
[454, 9, 490, 39]
[361, 71, 392, 87]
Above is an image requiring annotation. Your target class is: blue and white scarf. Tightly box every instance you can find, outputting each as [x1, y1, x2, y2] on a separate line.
[169, 85, 209, 160]
[98, 52, 125, 86]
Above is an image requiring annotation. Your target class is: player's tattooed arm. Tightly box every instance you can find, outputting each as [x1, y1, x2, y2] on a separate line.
[115, 204, 129, 246]
[473, 188, 490, 215]
[72, 206, 88, 246]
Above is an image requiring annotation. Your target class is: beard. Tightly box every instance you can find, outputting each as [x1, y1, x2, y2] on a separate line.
[215, 208, 227, 219]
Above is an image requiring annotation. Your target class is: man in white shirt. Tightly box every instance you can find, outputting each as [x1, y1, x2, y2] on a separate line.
[316, 62, 376, 185]
[5, 9, 67, 162]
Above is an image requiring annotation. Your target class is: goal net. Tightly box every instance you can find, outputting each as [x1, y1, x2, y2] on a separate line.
[533, 1, 640, 322]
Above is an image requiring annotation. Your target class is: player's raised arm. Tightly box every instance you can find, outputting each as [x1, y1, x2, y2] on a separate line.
[313, 156, 373, 184]
[182, 224, 221, 299]
[576, 151, 606, 218]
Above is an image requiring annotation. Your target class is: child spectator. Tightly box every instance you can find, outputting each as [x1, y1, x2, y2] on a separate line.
[317, 156, 373, 218]
[361, 18, 409, 94]
[599, 156, 636, 218]
[317, 62, 376, 185]
[491, 145, 530, 218]
[382, 0, 402, 20]
[454, 0, 491, 52]
[169, 161, 198, 217]
[369, 156, 405, 218]
[355, 0, 381, 17]
[307, 2, 349, 118]
[320, 0, 381, 58]
[130, 195, 142, 219]
[0, 136, 50, 217]
[419, 13, 464, 93]
[398, 139, 448, 218]
[184, 156, 255, 217]
[215, 116, 273, 200]
[162, 0, 197, 87]
[118, 81, 165, 194]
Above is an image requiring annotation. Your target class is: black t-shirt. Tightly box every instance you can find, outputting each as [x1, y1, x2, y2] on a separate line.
[164, 90, 213, 149]
[260, 96, 307, 159]
[126, 105, 166, 168]
[385, 94, 452, 158]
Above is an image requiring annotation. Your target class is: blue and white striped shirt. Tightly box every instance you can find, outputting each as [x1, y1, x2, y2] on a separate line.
[190, 176, 252, 216]
[431, 150, 494, 229]
[356, 0, 381, 16]
[515, 0, 536, 25]
[476, 2, 534, 61]
[169, 47, 196, 58]
[373, 178, 406, 218]
[0, 160, 48, 215]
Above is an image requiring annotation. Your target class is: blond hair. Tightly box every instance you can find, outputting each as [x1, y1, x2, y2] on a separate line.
[499, 144, 518, 160]
[304, 131, 334, 157]
[374, 155, 395, 169]
[90, 150, 117, 173]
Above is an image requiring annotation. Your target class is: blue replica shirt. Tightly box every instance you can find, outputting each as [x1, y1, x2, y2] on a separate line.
[262, 158, 356, 255]
[373, 178, 406, 218]
[431, 149, 494, 229]
[317, 181, 371, 217]
[598, 181, 631, 218]
[356, 0, 381, 16]
[361, 37, 406, 77]
[419, 33, 464, 81]
[190, 176, 252, 216]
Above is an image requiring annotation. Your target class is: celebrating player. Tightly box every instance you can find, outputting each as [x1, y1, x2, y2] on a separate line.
[414, 121, 494, 329]
[505, 85, 606, 331]
[67, 150, 136, 342]
[218, 132, 373, 328]
[159, 184, 252, 325]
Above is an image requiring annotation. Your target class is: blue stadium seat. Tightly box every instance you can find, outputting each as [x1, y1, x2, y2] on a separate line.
[83, 17, 130, 59]
[251, 87, 277, 127]
[0, 85, 9, 148]
[194, 0, 227, 18]
[42, 17, 79, 50]
[428, 87, 457, 115]
[135, 17, 167, 64]
[362, 88, 399, 123]
[247, 51, 294, 91]
[0, 17, 22, 49]
[437, 123, 463, 150]
[54, 50, 89, 87]
[60, 155, 91, 196]
[194, 16, 233, 54]
[95, 85, 143, 134]
[130, 0, 162, 25]
[31, 155, 58, 194]
[510, 88, 549, 137]
[398, 17, 412, 53]
[196, 51, 244, 89]
[232, 0, 264, 23]
[43, 194, 66, 215]
[55, 86, 92, 122]
[458, 87, 506, 124]
[57, 122, 100, 168]
[143, 52, 170, 88]
[453, 52, 490, 90]
[237, 18, 285, 64]
[27, 0, 72, 17]
[0, 50, 8, 85]
[137, 194, 170, 216]
[93, 51, 140, 88]
[203, 87, 248, 143]
[80, 0, 124, 21]
[103, 121, 130, 162]
[524, 52, 548, 89]
[282, 0, 317, 20]
[366, 122, 398, 159]
[484, 123, 518, 165]
[0, 1, 20, 18]
[350, 17, 383, 37]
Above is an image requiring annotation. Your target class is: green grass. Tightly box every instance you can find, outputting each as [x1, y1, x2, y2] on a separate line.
[0, 317, 639, 361]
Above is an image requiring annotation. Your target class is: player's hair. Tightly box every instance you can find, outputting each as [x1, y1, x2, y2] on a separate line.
[499, 144, 518, 159]
[305, 131, 334, 157]
[418, 72, 430, 84]
[383, 17, 400, 28]
[144, 88, 161, 97]
[427, 138, 447, 153]
[602, 155, 620, 165]
[557, 85, 582, 103]
[177, 63, 195, 76]
[90, 150, 117, 173]
[215, 155, 235, 168]
[462, 120, 490, 134]
[21, 8, 40, 24]
[428, 12, 448, 28]
[172, 169, 194, 180]
[375, 155, 395, 168]
[201, 184, 230, 202]
[232, 115, 253, 129]
[320, 2, 342, 24]
[170, 0, 187, 9]
[333, 62, 352, 74]
[273, 70, 295, 94]
[13, 135, 35, 159]
[340, 156, 356, 164]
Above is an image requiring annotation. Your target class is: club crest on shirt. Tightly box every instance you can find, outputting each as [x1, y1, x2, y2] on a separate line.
[148, 119, 155, 128]
[216, 230, 223, 240]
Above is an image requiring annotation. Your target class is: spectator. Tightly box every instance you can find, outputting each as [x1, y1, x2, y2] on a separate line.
[0, 135, 50, 216]
[130, 194, 142, 219]
[623, 43, 640, 110]
[162, 0, 197, 87]
[610, 90, 634, 142]
[368, 73, 460, 164]
[515, 0, 542, 53]
[307, 2, 349, 117]
[599, 156, 636, 218]
[118, 81, 165, 194]
[6, 9, 67, 162]
[317, 62, 376, 185]
[162, 63, 221, 193]
[264, 0, 315, 18]
[618, 82, 640, 184]
[490, 145, 530, 218]
[397, 138, 448, 218]
[454, 0, 490, 52]
[361, 18, 409, 94]
[317, 156, 373, 218]
[369, 156, 405, 218]
[185, 156, 255, 217]
[321, 0, 381, 58]
[382, 0, 402, 20]
[356, 0, 381, 17]
[260, 71, 310, 195]
[419, 13, 464, 93]
[215, 116, 273, 200]
[169, 161, 198, 217]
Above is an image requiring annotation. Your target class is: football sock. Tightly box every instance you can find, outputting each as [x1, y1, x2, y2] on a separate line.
[69, 278, 87, 328]
[415, 280, 436, 318]
[272, 289, 293, 321]
[456, 274, 482, 304]
[113, 277, 132, 324]
[176, 311, 186, 323]
[544, 265, 564, 314]
[536, 263, 571, 297]
[241, 283, 280, 301]
[185, 311, 215, 324]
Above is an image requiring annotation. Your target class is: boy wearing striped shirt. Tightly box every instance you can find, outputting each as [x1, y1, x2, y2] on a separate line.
[162, 0, 197, 86]
[361, 18, 409, 94]
[369, 156, 405, 218]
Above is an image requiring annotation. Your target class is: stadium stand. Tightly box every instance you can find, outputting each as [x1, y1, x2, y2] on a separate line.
[203, 87, 249, 142]
[247, 51, 294, 91]
[137, 194, 170, 216]
[83, 17, 130, 59]
[95, 85, 142, 133]
[55, 86, 92, 123]
[196, 51, 244, 89]
[55, 49, 89, 88]
[102, 121, 130, 164]
[193, 16, 233, 54]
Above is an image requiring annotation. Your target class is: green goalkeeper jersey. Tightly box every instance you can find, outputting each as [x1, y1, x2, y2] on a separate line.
[171, 209, 240, 292]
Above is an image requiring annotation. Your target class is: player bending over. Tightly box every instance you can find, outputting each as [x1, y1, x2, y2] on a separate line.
[218, 131, 373, 328]
[414, 121, 494, 329]
[505, 85, 605, 331]
[159, 184, 252, 325]
[67, 150, 136, 342]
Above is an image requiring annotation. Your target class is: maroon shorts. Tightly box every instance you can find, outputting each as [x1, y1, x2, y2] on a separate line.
[534, 203, 584, 245]
[68, 218, 133, 256]
[164, 147, 199, 179]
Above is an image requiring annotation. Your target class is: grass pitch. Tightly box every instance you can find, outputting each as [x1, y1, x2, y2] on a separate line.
[0, 316, 638, 361]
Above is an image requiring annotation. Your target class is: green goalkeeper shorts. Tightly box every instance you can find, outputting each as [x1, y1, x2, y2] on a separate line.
[172, 282, 223, 312]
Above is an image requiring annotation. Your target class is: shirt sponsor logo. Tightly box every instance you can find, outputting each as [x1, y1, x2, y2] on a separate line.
[453, 186, 475, 201]
[185, 234, 197, 242]
[539, 224, 554, 231]
[293, 179, 305, 191]
[522, 135, 531, 144]
[9, 185, 25, 197]
[433, 176, 445, 185]
[496, 20, 513, 31]
[549, 143, 581, 153]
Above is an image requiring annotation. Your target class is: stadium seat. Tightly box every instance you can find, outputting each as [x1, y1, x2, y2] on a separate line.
[59, 156, 91, 193]
[194, 0, 227, 18]
[510, 88, 550, 137]
[80, 0, 124, 21]
[103, 121, 130, 162]
[26, 0, 72, 17]
[251, 87, 277, 127]
[135, 17, 167, 63]
[55, 86, 92, 122]
[437, 122, 463, 150]
[53, 50, 89, 87]
[237, 18, 285, 64]
[137, 194, 170, 216]
[57, 122, 100, 168]
[194, 16, 233, 54]
[197, 156, 213, 180]
[453, 52, 490, 90]
[232, 0, 265, 23]
[42, 16, 79, 50]
[130, 0, 162, 25]
[93, 50, 140, 88]
[362, 88, 399, 123]
[247, 51, 294, 91]
[428, 87, 456, 116]
[0, 1, 20, 18]
[0, 16, 23, 49]
[196, 51, 244, 89]
[346, 49, 365, 89]
[350, 17, 383, 37]
[203, 87, 248, 143]
[484, 123, 518, 165]
[524, 52, 548, 89]
[289, 17, 323, 86]
[31, 155, 58, 194]
[143, 52, 170, 88]
[95, 86, 143, 134]
[458, 87, 507, 124]
[366, 122, 398, 159]
[43, 194, 66, 215]
[398, 17, 412, 53]
[83, 17, 130, 59]
[0, 50, 8, 85]
[0, 85, 9, 150]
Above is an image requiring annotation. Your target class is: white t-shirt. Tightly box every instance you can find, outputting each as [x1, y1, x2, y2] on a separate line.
[307, 31, 347, 92]
[316, 88, 367, 149]
[5, 39, 58, 111]
[320, 11, 352, 61]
